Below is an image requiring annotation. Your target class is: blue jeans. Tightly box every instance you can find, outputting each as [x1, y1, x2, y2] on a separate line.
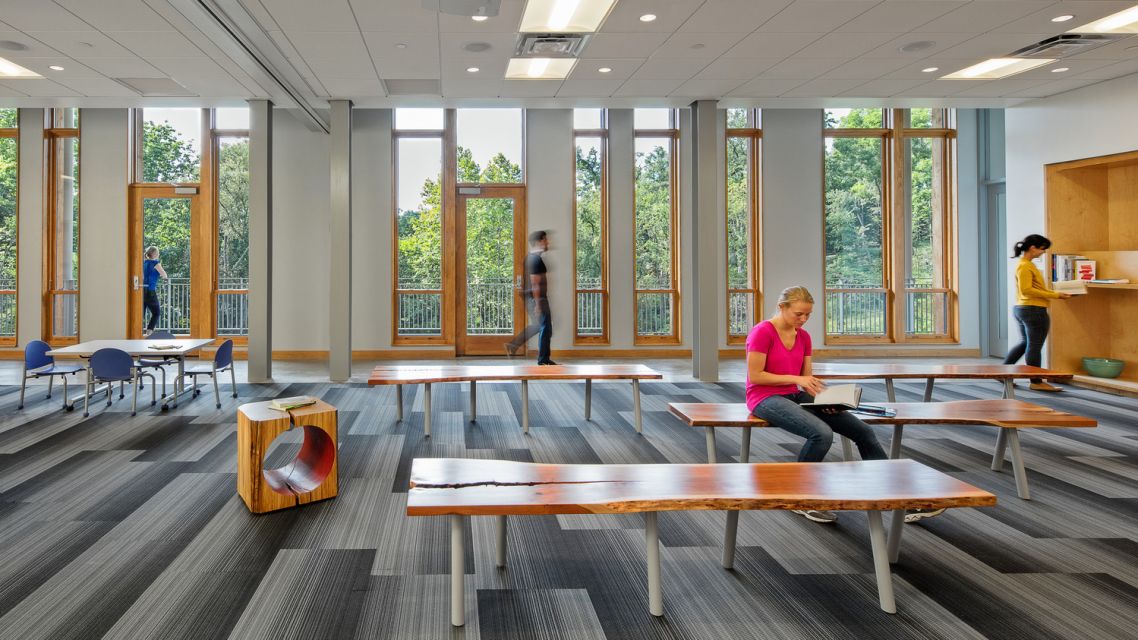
[1004, 305, 1049, 383]
[752, 392, 888, 463]
[508, 297, 553, 363]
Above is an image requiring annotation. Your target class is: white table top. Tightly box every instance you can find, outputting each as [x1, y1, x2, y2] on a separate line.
[47, 338, 215, 358]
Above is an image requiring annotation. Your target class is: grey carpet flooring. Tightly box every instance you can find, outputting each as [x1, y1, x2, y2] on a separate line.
[1, 376, 1136, 639]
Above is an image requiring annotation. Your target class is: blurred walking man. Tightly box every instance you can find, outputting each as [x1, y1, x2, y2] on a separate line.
[505, 230, 556, 365]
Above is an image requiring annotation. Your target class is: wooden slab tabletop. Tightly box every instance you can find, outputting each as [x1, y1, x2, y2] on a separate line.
[812, 363, 1072, 380]
[667, 399, 1097, 429]
[47, 338, 215, 358]
[407, 458, 997, 516]
[368, 363, 662, 384]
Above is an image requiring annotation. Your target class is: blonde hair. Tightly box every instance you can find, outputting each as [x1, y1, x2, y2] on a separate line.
[777, 286, 814, 308]
[145, 246, 159, 258]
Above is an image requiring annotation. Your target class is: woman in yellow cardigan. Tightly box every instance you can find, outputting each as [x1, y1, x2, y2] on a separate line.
[1003, 234, 1072, 391]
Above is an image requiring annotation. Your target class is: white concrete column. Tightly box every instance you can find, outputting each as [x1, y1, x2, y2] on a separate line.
[607, 109, 634, 348]
[248, 100, 273, 382]
[16, 109, 44, 346]
[689, 100, 719, 381]
[329, 100, 352, 381]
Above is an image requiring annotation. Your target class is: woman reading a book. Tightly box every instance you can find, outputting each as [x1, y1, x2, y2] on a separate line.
[746, 286, 888, 524]
[1003, 234, 1071, 392]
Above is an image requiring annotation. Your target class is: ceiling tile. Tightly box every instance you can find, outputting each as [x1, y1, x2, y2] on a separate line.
[759, 57, 846, 79]
[363, 32, 439, 62]
[105, 31, 205, 58]
[25, 31, 134, 58]
[375, 58, 442, 80]
[1078, 57, 1138, 79]
[0, 31, 61, 58]
[57, 77, 140, 97]
[582, 32, 671, 58]
[756, 1, 879, 33]
[1004, 76, 1104, 98]
[934, 32, 1053, 59]
[255, 0, 359, 32]
[837, 1, 967, 33]
[882, 59, 983, 79]
[993, 1, 1137, 34]
[950, 77, 1050, 97]
[601, 0, 703, 33]
[913, 1, 1051, 33]
[860, 32, 978, 59]
[439, 32, 517, 59]
[669, 77, 746, 97]
[441, 77, 503, 98]
[0, 78, 77, 96]
[678, 0, 794, 34]
[696, 57, 781, 80]
[568, 59, 645, 80]
[0, 1, 91, 30]
[1065, 34, 1138, 60]
[80, 56, 166, 78]
[839, 77, 931, 97]
[781, 77, 866, 97]
[724, 32, 824, 58]
[652, 32, 745, 59]
[613, 77, 687, 96]
[902, 78, 971, 97]
[499, 79, 564, 97]
[294, 55, 377, 80]
[350, 0, 438, 32]
[794, 32, 900, 59]
[557, 77, 625, 96]
[6, 56, 100, 78]
[438, 0, 525, 32]
[728, 77, 804, 97]
[0, 81, 30, 97]
[54, 0, 171, 31]
[319, 76, 386, 97]
[1012, 57, 1117, 79]
[821, 56, 914, 80]
[632, 57, 709, 80]
[289, 31, 372, 61]
[441, 57, 508, 82]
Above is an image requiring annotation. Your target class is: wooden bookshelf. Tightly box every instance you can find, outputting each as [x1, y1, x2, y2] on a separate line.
[1045, 149, 1138, 394]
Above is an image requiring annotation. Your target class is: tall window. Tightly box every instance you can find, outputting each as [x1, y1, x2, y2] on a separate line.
[393, 108, 445, 341]
[574, 108, 607, 343]
[634, 108, 679, 343]
[0, 108, 16, 345]
[456, 109, 523, 184]
[726, 108, 761, 343]
[213, 108, 250, 337]
[823, 108, 956, 343]
[44, 108, 80, 342]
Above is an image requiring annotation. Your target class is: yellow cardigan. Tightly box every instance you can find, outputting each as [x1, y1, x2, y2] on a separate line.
[1015, 257, 1061, 307]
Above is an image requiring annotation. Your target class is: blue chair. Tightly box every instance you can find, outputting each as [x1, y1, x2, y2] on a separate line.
[183, 339, 237, 409]
[19, 340, 85, 411]
[137, 330, 176, 395]
[85, 348, 154, 417]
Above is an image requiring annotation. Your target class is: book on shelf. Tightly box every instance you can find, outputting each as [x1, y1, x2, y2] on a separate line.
[269, 396, 318, 411]
[1074, 259, 1096, 281]
[1090, 278, 1131, 284]
[800, 384, 862, 412]
[1049, 253, 1088, 282]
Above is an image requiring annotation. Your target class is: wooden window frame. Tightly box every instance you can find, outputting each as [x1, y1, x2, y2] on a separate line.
[725, 108, 762, 345]
[633, 110, 681, 345]
[454, 108, 526, 188]
[211, 113, 249, 345]
[392, 117, 448, 346]
[43, 110, 80, 345]
[573, 112, 609, 345]
[822, 108, 957, 345]
[0, 116, 17, 347]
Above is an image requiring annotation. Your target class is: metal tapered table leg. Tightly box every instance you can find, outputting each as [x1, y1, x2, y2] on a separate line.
[645, 512, 663, 616]
[885, 378, 897, 403]
[889, 424, 904, 459]
[923, 378, 935, 402]
[887, 509, 904, 563]
[450, 515, 465, 627]
[633, 379, 643, 434]
[423, 383, 432, 438]
[1006, 428, 1031, 499]
[521, 380, 529, 434]
[866, 511, 897, 614]
[991, 428, 1008, 471]
[704, 427, 717, 464]
[495, 515, 507, 568]
[584, 379, 592, 420]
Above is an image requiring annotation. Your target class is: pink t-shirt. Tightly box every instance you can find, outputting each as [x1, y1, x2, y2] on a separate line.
[745, 320, 812, 411]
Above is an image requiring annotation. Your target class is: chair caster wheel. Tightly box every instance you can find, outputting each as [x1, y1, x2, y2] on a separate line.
[151, 401, 156, 406]
[83, 412, 89, 418]
[17, 404, 23, 410]
[66, 405, 74, 412]
[215, 403, 221, 409]
[131, 411, 136, 417]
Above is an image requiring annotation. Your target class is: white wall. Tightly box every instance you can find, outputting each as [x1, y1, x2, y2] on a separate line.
[350, 108, 392, 350]
[78, 109, 130, 341]
[1006, 72, 1138, 342]
[272, 114, 330, 350]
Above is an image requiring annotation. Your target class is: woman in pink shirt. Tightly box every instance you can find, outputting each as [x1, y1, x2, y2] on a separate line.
[746, 286, 887, 523]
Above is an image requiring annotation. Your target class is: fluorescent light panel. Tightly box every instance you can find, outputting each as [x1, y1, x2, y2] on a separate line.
[1071, 5, 1138, 33]
[0, 56, 41, 78]
[506, 57, 576, 79]
[520, 0, 616, 33]
[942, 57, 1055, 79]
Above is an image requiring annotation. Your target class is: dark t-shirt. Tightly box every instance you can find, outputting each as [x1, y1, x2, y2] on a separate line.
[524, 252, 547, 300]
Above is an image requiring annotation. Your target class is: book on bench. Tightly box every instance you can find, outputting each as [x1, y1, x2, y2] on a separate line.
[269, 395, 318, 411]
[801, 384, 897, 417]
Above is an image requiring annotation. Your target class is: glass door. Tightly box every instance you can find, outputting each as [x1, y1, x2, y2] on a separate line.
[128, 186, 201, 337]
[455, 187, 526, 355]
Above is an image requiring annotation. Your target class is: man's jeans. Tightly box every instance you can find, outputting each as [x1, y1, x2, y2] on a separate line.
[508, 298, 552, 363]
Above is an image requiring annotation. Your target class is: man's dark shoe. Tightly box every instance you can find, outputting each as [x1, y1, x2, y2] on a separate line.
[538, 360, 558, 366]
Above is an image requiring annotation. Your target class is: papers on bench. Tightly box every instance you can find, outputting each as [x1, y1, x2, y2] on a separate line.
[269, 395, 318, 411]
[147, 344, 180, 350]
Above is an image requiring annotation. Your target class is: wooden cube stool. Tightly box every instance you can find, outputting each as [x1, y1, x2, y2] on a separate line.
[237, 399, 338, 514]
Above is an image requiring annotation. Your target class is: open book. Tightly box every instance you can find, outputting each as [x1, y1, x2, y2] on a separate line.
[1052, 279, 1087, 295]
[269, 396, 318, 411]
[800, 384, 862, 411]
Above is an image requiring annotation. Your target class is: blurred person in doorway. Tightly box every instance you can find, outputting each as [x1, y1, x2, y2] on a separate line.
[505, 230, 556, 365]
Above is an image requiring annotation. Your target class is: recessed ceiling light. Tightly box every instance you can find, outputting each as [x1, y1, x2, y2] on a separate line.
[1051, 67, 1070, 72]
[466, 66, 480, 73]
[506, 57, 576, 79]
[943, 57, 1056, 79]
[395, 43, 407, 49]
[922, 67, 939, 73]
[1070, 6, 1138, 33]
[0, 56, 41, 78]
[1051, 15, 1075, 23]
[471, 15, 489, 22]
[640, 14, 657, 23]
[49, 65, 64, 71]
[520, 0, 618, 33]
[598, 67, 612, 73]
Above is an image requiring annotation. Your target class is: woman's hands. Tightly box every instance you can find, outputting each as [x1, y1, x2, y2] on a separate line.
[797, 375, 825, 396]
[1058, 292, 1073, 299]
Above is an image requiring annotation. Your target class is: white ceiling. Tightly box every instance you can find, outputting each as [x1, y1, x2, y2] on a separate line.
[1, 0, 1137, 107]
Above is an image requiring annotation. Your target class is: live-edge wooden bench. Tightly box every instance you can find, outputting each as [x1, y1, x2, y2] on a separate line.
[368, 364, 663, 436]
[408, 457, 997, 626]
[812, 363, 1073, 402]
[666, 399, 1097, 501]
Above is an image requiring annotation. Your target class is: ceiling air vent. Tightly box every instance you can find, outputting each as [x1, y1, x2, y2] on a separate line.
[1010, 34, 1124, 58]
[515, 33, 590, 58]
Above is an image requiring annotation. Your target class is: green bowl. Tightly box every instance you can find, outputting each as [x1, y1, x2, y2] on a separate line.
[1082, 357, 1125, 379]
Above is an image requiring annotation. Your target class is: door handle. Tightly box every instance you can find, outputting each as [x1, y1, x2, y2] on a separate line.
[515, 275, 523, 290]
[132, 275, 140, 290]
